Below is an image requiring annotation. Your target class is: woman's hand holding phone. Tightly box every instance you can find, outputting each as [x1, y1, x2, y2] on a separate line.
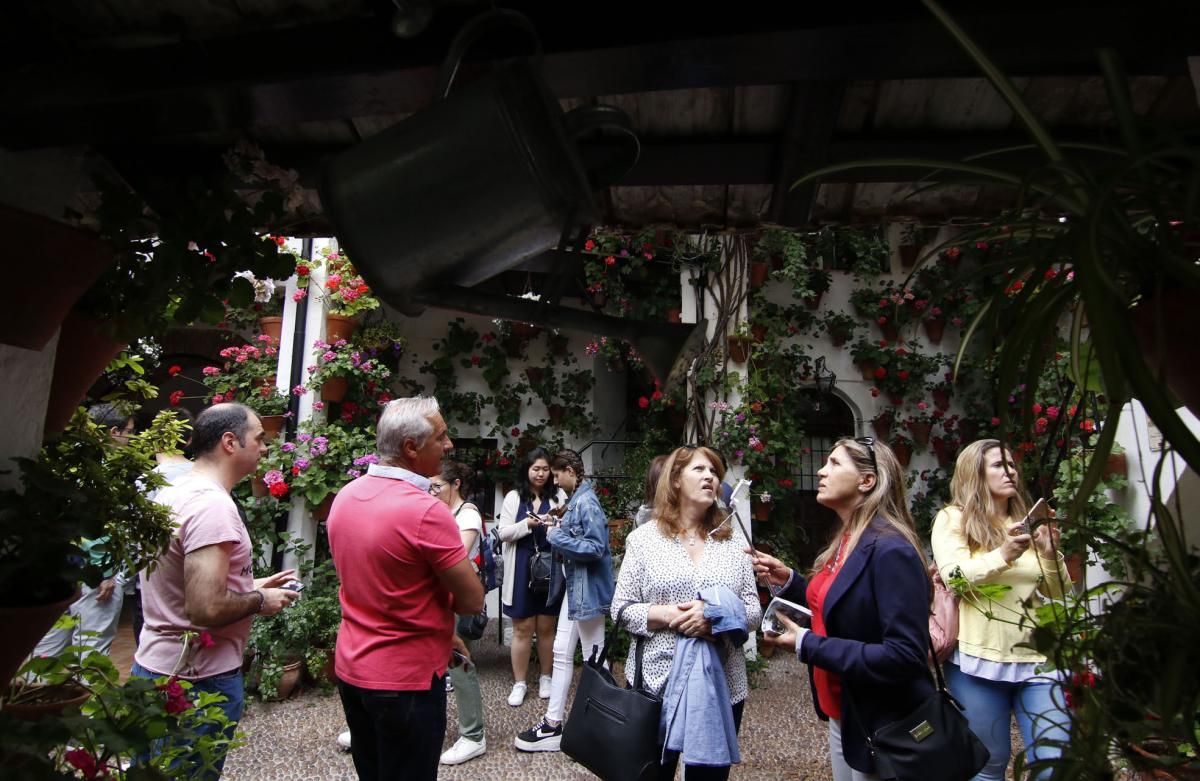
[1001, 520, 1032, 564]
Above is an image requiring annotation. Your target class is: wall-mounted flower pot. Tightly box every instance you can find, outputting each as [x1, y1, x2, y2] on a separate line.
[804, 292, 824, 311]
[547, 404, 566, 425]
[666, 307, 682, 323]
[260, 414, 286, 441]
[922, 316, 946, 344]
[524, 367, 545, 386]
[748, 261, 769, 290]
[321, 377, 349, 402]
[892, 440, 913, 467]
[1103, 452, 1128, 479]
[326, 313, 358, 344]
[751, 500, 771, 521]
[856, 360, 877, 382]
[727, 336, 751, 363]
[879, 321, 900, 343]
[829, 327, 850, 348]
[751, 324, 768, 343]
[259, 316, 284, 342]
[251, 476, 269, 498]
[872, 413, 893, 441]
[932, 438, 953, 468]
[908, 421, 932, 447]
[589, 290, 607, 308]
[312, 494, 336, 522]
[510, 322, 542, 340]
[932, 388, 951, 411]
[548, 333, 570, 356]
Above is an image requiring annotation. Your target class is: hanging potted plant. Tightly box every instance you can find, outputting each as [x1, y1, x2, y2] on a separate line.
[305, 337, 393, 404]
[259, 421, 379, 517]
[315, 246, 380, 342]
[196, 336, 289, 436]
[817, 311, 859, 348]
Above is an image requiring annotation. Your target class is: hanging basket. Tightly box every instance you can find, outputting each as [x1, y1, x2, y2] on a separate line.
[259, 316, 284, 342]
[1, 683, 91, 722]
[326, 313, 359, 344]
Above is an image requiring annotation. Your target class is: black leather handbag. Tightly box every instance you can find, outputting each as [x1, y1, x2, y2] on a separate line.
[561, 603, 662, 781]
[851, 649, 989, 781]
[528, 536, 552, 595]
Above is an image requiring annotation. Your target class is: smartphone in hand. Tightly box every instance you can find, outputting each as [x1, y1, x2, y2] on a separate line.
[1022, 497, 1051, 534]
[762, 597, 812, 636]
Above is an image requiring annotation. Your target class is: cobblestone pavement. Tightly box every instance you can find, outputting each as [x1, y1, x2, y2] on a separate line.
[222, 633, 837, 780]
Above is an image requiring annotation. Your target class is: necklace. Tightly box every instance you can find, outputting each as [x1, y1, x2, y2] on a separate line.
[679, 528, 703, 547]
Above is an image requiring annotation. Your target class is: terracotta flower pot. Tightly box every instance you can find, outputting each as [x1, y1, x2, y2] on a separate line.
[547, 404, 566, 425]
[751, 500, 771, 521]
[857, 360, 877, 382]
[892, 439, 913, 467]
[311, 494, 335, 522]
[268, 660, 304, 701]
[0, 585, 79, 692]
[321, 377, 349, 402]
[44, 311, 127, 436]
[908, 421, 932, 447]
[665, 307, 682, 323]
[879, 321, 900, 343]
[728, 336, 751, 363]
[932, 437, 953, 468]
[1103, 452, 1128, 479]
[325, 313, 358, 344]
[260, 414, 285, 441]
[829, 327, 850, 348]
[748, 261, 769, 290]
[922, 316, 946, 344]
[1, 683, 91, 722]
[932, 388, 951, 411]
[251, 476, 269, 498]
[525, 366, 545, 386]
[751, 324, 768, 344]
[804, 292, 824, 311]
[872, 413, 893, 441]
[589, 290, 607, 308]
[259, 316, 284, 342]
[510, 322, 542, 340]
[549, 334, 570, 356]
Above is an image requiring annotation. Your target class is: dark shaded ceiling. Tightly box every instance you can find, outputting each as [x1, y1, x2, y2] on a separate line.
[2, 0, 1199, 235]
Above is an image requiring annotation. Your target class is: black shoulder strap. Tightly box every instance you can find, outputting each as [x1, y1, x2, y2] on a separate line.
[601, 602, 648, 691]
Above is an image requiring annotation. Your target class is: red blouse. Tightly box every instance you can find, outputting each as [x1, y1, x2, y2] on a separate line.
[806, 533, 850, 720]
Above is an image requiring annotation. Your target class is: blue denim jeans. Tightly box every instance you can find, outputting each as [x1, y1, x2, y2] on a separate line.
[130, 662, 243, 780]
[943, 662, 1071, 781]
[339, 675, 447, 781]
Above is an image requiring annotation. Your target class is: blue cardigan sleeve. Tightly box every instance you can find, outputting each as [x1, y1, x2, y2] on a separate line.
[798, 544, 930, 686]
[547, 493, 607, 562]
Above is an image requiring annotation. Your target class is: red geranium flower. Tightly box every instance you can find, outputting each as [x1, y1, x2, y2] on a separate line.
[584, 239, 596, 251]
[511, 427, 521, 437]
[65, 749, 99, 778]
[604, 255, 616, 267]
[296, 264, 310, 277]
[168, 364, 182, 376]
[169, 390, 185, 407]
[269, 482, 289, 498]
[874, 367, 887, 379]
[638, 396, 650, 409]
[897, 370, 910, 381]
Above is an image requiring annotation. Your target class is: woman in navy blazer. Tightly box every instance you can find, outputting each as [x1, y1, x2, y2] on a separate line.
[750, 437, 933, 780]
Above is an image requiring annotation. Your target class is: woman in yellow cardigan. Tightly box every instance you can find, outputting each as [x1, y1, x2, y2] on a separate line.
[931, 439, 1073, 781]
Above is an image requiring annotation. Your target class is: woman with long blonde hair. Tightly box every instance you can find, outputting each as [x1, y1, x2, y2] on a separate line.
[750, 437, 933, 781]
[932, 439, 1072, 780]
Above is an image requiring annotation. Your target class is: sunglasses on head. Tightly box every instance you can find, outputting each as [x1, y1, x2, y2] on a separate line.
[854, 437, 878, 473]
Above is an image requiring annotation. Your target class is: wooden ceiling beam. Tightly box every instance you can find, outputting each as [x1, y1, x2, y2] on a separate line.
[769, 81, 846, 227]
[3, 8, 1197, 149]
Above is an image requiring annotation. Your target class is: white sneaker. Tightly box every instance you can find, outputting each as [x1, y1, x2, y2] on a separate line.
[507, 681, 527, 707]
[336, 730, 352, 750]
[440, 736, 486, 765]
[538, 674, 553, 699]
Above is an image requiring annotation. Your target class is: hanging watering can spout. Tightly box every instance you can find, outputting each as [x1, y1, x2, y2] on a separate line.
[318, 10, 638, 315]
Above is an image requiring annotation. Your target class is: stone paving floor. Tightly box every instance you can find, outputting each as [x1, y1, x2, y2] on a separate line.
[222, 633, 835, 780]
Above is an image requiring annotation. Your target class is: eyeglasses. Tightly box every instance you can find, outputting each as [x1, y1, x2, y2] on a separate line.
[854, 437, 878, 473]
[428, 482, 447, 495]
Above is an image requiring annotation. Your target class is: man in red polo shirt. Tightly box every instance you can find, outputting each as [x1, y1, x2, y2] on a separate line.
[327, 396, 484, 781]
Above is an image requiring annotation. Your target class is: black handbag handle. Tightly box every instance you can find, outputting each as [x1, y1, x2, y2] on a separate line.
[437, 9, 544, 99]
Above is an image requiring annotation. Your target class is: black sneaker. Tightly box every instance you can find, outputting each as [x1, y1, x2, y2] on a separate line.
[514, 717, 562, 752]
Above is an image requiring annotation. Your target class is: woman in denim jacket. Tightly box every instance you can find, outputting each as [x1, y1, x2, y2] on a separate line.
[514, 449, 614, 753]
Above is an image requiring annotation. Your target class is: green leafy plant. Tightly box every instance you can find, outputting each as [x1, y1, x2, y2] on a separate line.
[258, 421, 378, 511]
[315, 247, 380, 317]
[0, 408, 186, 604]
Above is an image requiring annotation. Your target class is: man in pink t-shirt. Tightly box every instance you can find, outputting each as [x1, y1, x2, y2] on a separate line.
[327, 396, 484, 781]
[133, 403, 298, 779]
